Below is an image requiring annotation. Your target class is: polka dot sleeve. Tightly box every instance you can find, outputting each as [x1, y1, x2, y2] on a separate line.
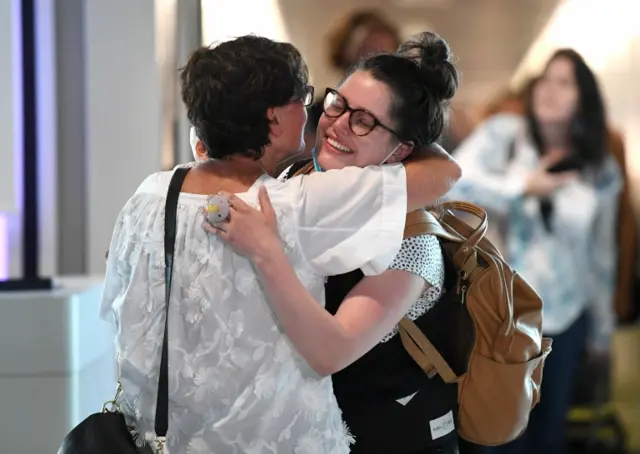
[389, 234, 445, 290]
[381, 234, 445, 343]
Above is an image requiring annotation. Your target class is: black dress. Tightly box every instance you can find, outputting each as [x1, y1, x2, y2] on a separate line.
[325, 246, 458, 454]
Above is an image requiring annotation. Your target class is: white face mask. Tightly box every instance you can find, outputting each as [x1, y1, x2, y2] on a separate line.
[379, 142, 402, 165]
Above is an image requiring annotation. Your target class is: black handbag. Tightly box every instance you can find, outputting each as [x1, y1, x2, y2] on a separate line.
[58, 167, 190, 454]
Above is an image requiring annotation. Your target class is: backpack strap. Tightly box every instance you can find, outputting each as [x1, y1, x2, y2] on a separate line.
[399, 316, 459, 384]
[406, 202, 488, 279]
[288, 158, 314, 178]
[154, 167, 189, 451]
[400, 208, 467, 385]
[404, 209, 462, 242]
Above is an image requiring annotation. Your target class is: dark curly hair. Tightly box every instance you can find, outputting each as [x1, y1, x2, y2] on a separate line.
[350, 31, 459, 148]
[180, 35, 309, 160]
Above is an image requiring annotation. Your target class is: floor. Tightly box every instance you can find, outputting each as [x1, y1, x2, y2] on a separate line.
[612, 325, 640, 452]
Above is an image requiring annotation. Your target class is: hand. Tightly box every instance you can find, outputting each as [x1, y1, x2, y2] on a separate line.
[201, 186, 282, 260]
[524, 153, 578, 197]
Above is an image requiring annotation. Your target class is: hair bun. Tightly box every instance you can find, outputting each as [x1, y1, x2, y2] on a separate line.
[397, 31, 458, 102]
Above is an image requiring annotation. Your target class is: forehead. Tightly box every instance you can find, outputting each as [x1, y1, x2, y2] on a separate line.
[337, 71, 394, 123]
[545, 57, 574, 79]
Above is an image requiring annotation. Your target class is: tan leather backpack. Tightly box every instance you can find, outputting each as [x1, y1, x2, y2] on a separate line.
[287, 161, 552, 445]
[399, 201, 553, 446]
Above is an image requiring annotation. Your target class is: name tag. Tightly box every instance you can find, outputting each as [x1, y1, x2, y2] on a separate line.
[430, 410, 455, 440]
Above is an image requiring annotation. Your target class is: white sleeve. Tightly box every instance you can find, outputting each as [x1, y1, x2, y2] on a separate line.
[286, 164, 407, 276]
[100, 198, 133, 321]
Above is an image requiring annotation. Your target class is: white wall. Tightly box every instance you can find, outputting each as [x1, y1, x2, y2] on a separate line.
[0, 0, 20, 280]
[0, 0, 57, 279]
[0, 0, 19, 214]
[35, 0, 58, 278]
[84, 0, 162, 274]
[200, 0, 290, 45]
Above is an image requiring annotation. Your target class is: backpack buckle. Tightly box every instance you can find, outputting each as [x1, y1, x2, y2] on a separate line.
[456, 269, 468, 304]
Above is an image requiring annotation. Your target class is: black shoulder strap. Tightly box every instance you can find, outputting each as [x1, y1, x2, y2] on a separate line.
[155, 167, 190, 439]
[507, 137, 516, 163]
[286, 158, 313, 179]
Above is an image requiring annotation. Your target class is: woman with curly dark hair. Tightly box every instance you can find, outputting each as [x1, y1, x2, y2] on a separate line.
[101, 35, 460, 454]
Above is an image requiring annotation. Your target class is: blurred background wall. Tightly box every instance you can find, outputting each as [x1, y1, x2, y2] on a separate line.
[0, 0, 638, 453]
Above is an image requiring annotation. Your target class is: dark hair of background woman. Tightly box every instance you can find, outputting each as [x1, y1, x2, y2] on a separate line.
[180, 35, 309, 160]
[526, 48, 608, 167]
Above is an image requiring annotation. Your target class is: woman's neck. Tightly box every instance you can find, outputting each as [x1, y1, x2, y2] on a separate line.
[539, 122, 570, 150]
[201, 158, 265, 181]
[181, 157, 266, 195]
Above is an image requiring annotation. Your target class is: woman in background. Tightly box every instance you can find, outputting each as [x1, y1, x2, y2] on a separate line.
[327, 9, 401, 75]
[449, 49, 621, 454]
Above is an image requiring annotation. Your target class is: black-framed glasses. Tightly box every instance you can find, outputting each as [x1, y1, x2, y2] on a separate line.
[322, 88, 402, 137]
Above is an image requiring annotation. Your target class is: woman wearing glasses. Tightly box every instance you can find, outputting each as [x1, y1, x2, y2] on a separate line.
[213, 32, 461, 454]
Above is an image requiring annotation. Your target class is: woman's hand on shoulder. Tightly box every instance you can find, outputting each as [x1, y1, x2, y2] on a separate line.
[202, 186, 283, 261]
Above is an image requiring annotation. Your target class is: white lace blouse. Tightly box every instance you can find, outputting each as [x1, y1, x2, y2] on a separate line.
[100, 165, 408, 454]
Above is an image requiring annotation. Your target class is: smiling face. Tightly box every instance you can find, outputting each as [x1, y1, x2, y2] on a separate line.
[315, 70, 413, 169]
[533, 56, 580, 127]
